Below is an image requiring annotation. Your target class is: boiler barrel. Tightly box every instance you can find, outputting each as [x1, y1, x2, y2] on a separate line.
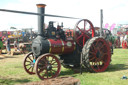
[48, 39, 76, 54]
[32, 36, 76, 57]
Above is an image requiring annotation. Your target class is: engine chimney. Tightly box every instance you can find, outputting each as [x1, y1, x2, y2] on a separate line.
[36, 4, 46, 36]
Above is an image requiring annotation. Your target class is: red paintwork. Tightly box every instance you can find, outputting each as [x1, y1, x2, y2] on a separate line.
[48, 39, 62, 54]
[48, 39, 75, 54]
[126, 31, 128, 35]
[74, 19, 95, 47]
[63, 40, 75, 54]
[89, 38, 111, 72]
[65, 29, 74, 37]
[35, 53, 61, 80]
[122, 40, 127, 49]
[2, 31, 7, 37]
[108, 41, 112, 47]
[0, 32, 2, 37]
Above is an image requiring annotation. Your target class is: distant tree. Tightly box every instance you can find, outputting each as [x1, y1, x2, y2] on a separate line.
[10, 27, 17, 29]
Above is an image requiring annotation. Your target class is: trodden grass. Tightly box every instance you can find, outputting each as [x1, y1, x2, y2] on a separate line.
[0, 48, 128, 85]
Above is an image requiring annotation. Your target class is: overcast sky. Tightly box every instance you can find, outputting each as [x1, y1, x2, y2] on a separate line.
[0, 0, 128, 31]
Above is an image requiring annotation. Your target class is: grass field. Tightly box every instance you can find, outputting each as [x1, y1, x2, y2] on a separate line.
[0, 48, 128, 85]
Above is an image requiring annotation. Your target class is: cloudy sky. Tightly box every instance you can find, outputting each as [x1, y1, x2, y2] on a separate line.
[0, 0, 128, 31]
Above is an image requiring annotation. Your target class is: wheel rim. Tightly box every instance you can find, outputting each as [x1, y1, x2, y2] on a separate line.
[74, 19, 95, 47]
[35, 53, 61, 80]
[23, 52, 35, 74]
[88, 38, 111, 72]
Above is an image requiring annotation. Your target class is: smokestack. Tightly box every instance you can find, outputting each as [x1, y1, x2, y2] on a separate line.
[36, 4, 46, 36]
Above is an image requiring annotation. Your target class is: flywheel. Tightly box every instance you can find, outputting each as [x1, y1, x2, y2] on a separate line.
[74, 19, 95, 47]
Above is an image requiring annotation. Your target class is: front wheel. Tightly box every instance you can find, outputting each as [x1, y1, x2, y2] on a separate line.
[23, 52, 36, 74]
[35, 53, 61, 80]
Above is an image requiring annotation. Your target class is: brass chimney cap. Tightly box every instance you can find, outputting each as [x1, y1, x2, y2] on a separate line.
[36, 4, 46, 8]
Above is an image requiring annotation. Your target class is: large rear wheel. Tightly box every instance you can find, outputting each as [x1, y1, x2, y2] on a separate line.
[82, 37, 111, 72]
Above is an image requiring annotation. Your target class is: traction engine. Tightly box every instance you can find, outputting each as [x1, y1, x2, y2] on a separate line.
[23, 4, 111, 80]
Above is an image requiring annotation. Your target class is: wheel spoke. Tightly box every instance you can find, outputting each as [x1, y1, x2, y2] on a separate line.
[96, 59, 100, 68]
[77, 26, 84, 34]
[31, 66, 34, 72]
[100, 53, 108, 59]
[95, 40, 99, 46]
[52, 65, 58, 68]
[41, 58, 48, 64]
[28, 66, 32, 71]
[51, 61, 57, 65]
[46, 69, 48, 78]
[99, 44, 106, 50]
[28, 56, 33, 62]
[92, 44, 97, 52]
[89, 57, 96, 61]
[26, 61, 31, 63]
[46, 56, 49, 61]
[50, 70, 53, 77]
[41, 71, 47, 78]
[89, 51, 96, 56]
[51, 69, 56, 72]
[44, 57, 47, 62]
[84, 34, 90, 39]
[83, 35, 85, 46]
[84, 20, 87, 31]
[90, 45, 95, 52]
[38, 65, 47, 73]
[77, 34, 83, 40]
[50, 57, 54, 63]
[25, 64, 31, 66]
[39, 69, 44, 73]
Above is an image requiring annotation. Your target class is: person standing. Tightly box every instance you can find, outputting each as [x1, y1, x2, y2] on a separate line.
[14, 38, 20, 51]
[120, 34, 124, 47]
[6, 37, 11, 55]
[0, 37, 3, 54]
[14, 40, 17, 51]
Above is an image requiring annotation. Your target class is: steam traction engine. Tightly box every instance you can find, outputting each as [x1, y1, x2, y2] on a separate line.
[23, 4, 111, 80]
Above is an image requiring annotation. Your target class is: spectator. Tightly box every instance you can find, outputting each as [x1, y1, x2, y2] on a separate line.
[5, 37, 11, 55]
[120, 34, 124, 47]
[14, 39, 19, 51]
[0, 38, 3, 54]
[19, 43, 26, 54]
